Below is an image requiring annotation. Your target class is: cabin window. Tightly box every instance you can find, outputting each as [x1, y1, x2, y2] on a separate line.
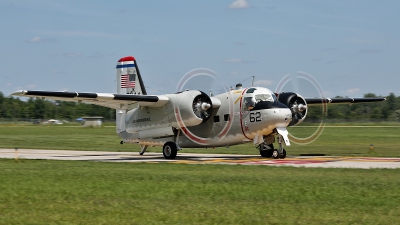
[214, 115, 220, 122]
[224, 114, 230, 121]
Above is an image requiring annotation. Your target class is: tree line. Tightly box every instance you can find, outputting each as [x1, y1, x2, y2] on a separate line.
[1, 92, 400, 122]
[0, 92, 114, 121]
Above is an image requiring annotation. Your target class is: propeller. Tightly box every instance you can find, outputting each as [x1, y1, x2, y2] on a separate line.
[289, 97, 307, 126]
[278, 92, 308, 126]
[192, 92, 213, 122]
[275, 72, 326, 144]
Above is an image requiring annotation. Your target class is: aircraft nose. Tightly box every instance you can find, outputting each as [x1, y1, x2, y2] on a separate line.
[274, 107, 292, 127]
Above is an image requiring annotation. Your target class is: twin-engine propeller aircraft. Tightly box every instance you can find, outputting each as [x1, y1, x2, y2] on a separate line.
[12, 56, 385, 159]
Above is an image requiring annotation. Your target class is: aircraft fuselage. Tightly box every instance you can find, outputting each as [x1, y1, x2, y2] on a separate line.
[119, 87, 292, 148]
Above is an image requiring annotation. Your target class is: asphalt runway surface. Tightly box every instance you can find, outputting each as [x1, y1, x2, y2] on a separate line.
[1, 148, 400, 169]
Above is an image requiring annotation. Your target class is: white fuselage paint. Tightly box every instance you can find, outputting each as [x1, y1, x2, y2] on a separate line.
[119, 87, 292, 148]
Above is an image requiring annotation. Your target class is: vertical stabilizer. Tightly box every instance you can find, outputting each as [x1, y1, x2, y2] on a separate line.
[116, 56, 147, 95]
[115, 56, 147, 133]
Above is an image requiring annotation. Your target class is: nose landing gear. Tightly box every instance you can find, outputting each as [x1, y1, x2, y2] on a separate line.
[272, 131, 287, 159]
[258, 131, 288, 159]
[259, 143, 286, 159]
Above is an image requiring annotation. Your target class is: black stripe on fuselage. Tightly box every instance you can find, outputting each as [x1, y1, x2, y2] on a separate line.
[251, 101, 288, 111]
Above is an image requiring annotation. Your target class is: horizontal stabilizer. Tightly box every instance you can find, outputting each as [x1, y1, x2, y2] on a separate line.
[11, 90, 169, 109]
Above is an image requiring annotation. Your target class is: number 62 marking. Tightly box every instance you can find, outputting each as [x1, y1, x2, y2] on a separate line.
[250, 112, 262, 122]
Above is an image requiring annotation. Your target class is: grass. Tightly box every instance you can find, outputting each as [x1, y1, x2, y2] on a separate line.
[1, 123, 400, 157]
[1, 159, 399, 224]
[0, 125, 137, 152]
[287, 125, 400, 157]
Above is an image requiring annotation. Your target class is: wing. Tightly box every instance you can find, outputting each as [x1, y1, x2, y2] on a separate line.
[305, 97, 386, 105]
[11, 90, 169, 109]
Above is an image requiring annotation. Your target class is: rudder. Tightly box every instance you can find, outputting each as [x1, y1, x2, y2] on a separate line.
[116, 56, 147, 95]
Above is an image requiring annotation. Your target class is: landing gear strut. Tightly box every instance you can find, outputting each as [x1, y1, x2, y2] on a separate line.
[139, 145, 148, 155]
[274, 132, 287, 159]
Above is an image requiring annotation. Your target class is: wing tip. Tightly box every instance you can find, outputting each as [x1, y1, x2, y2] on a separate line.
[11, 90, 27, 96]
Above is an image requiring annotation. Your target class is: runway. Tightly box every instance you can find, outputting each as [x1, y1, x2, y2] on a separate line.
[1, 148, 400, 169]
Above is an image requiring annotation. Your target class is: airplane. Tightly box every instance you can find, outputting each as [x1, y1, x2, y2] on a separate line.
[12, 56, 386, 159]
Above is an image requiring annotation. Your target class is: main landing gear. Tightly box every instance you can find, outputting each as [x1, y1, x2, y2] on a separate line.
[138, 129, 181, 159]
[163, 142, 178, 159]
[137, 142, 179, 159]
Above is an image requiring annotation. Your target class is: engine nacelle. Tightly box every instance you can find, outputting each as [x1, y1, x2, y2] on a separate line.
[278, 92, 307, 126]
[168, 90, 213, 127]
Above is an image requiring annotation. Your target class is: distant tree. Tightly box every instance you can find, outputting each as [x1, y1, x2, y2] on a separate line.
[0, 92, 4, 117]
[386, 93, 396, 111]
[364, 93, 377, 98]
[32, 98, 47, 119]
[370, 107, 382, 120]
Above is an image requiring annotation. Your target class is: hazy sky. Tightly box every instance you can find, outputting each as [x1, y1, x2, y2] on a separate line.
[1, 0, 399, 98]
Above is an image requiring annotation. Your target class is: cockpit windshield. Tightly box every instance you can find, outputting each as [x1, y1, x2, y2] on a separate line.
[242, 88, 278, 111]
[255, 93, 276, 103]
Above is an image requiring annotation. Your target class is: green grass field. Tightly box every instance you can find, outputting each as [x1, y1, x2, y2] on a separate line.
[1, 124, 400, 224]
[0, 124, 399, 157]
[1, 159, 400, 224]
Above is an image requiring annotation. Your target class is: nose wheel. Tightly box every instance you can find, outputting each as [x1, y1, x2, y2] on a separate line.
[259, 144, 274, 158]
[272, 149, 286, 159]
[259, 143, 286, 159]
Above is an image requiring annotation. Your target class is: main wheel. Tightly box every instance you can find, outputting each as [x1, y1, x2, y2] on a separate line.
[163, 142, 177, 159]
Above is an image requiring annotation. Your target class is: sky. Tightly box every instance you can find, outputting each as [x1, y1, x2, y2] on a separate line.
[1, 0, 399, 98]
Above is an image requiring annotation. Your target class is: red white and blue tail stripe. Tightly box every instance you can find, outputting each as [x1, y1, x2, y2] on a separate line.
[116, 56, 147, 95]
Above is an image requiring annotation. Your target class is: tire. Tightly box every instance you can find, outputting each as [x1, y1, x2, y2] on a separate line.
[260, 150, 269, 157]
[259, 144, 274, 158]
[280, 149, 287, 159]
[272, 149, 280, 159]
[163, 142, 177, 159]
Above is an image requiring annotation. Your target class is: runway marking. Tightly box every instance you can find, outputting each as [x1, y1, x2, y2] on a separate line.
[1, 149, 400, 169]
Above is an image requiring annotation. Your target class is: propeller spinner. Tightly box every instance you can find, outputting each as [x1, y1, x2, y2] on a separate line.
[192, 92, 213, 122]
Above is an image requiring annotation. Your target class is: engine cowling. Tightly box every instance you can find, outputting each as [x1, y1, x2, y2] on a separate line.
[169, 90, 213, 127]
[278, 92, 307, 126]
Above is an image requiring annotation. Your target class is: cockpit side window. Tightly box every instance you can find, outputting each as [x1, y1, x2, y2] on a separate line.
[243, 97, 256, 111]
